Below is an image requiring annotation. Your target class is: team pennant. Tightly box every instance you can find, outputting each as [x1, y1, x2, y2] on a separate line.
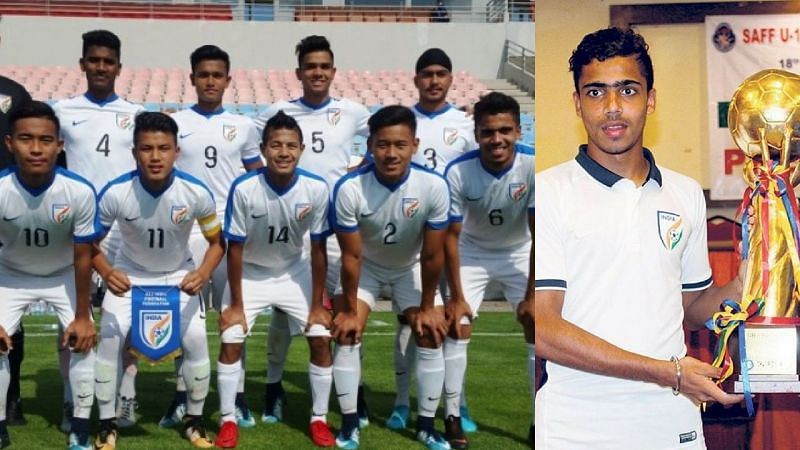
[130, 285, 182, 364]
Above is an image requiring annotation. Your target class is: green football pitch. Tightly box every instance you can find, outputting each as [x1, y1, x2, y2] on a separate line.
[7, 311, 531, 449]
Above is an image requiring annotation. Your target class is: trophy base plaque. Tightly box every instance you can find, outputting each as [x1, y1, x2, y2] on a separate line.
[732, 325, 800, 393]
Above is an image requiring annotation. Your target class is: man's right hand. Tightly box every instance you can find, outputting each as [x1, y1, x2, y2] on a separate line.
[0, 326, 12, 354]
[331, 310, 361, 344]
[219, 306, 248, 334]
[103, 268, 132, 295]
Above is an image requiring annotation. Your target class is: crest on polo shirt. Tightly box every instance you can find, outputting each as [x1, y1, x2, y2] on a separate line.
[657, 211, 684, 250]
[443, 127, 459, 146]
[327, 108, 342, 126]
[0, 95, 12, 114]
[223, 124, 237, 142]
[171, 205, 189, 224]
[295, 203, 312, 221]
[509, 182, 528, 202]
[52, 204, 71, 224]
[402, 198, 420, 219]
[116, 113, 134, 130]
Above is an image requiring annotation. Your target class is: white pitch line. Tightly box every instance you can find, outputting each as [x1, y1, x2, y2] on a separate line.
[25, 331, 523, 338]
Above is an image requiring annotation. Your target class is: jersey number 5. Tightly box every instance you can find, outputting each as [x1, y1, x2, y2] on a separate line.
[312, 131, 325, 153]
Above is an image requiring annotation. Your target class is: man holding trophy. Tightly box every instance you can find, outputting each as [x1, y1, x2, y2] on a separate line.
[534, 27, 744, 449]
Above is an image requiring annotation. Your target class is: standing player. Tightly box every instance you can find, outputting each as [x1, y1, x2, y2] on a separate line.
[53, 29, 145, 431]
[440, 92, 533, 449]
[0, 101, 98, 450]
[0, 64, 32, 428]
[387, 48, 477, 433]
[331, 105, 450, 450]
[214, 111, 335, 449]
[158, 44, 263, 430]
[254, 34, 371, 425]
[92, 112, 223, 449]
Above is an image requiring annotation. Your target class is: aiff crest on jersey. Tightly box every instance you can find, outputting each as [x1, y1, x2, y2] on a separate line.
[223, 124, 237, 142]
[295, 203, 312, 221]
[508, 183, 527, 202]
[327, 108, 342, 126]
[171, 205, 189, 224]
[51, 204, 71, 224]
[402, 197, 420, 218]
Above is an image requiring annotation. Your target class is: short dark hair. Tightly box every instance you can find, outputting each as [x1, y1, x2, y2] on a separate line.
[569, 27, 654, 92]
[190, 44, 230, 74]
[296, 35, 334, 68]
[8, 101, 60, 136]
[263, 110, 303, 144]
[82, 29, 121, 59]
[473, 92, 520, 128]
[368, 105, 416, 136]
[133, 112, 178, 147]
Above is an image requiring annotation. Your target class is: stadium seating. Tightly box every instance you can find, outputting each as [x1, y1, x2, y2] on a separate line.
[0, 0, 233, 20]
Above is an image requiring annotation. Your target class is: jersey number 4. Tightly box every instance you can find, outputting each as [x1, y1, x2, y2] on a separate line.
[96, 134, 110, 157]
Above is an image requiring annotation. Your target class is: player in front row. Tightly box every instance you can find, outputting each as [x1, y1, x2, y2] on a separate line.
[254, 34, 371, 427]
[0, 101, 98, 450]
[331, 105, 451, 450]
[442, 92, 534, 449]
[159, 43, 263, 430]
[214, 111, 335, 449]
[92, 112, 223, 449]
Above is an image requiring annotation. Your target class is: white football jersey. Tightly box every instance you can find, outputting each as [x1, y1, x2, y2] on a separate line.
[224, 168, 330, 272]
[332, 163, 449, 269]
[98, 170, 220, 273]
[0, 167, 99, 276]
[411, 103, 476, 174]
[254, 97, 370, 188]
[54, 93, 146, 190]
[173, 106, 262, 216]
[445, 144, 534, 255]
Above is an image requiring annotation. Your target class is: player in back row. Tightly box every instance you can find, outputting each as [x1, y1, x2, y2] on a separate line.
[253, 35, 372, 427]
[0, 101, 98, 450]
[159, 44, 264, 430]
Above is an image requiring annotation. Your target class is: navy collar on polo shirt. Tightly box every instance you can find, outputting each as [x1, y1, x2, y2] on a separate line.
[574, 144, 663, 187]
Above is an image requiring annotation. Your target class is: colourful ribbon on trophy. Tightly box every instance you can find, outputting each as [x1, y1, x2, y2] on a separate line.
[130, 285, 182, 364]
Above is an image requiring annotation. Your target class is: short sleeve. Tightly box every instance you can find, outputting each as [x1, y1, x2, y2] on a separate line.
[97, 184, 118, 233]
[240, 120, 263, 166]
[445, 164, 463, 222]
[528, 157, 535, 213]
[73, 184, 99, 243]
[195, 187, 220, 237]
[332, 179, 360, 233]
[353, 103, 370, 138]
[310, 183, 331, 240]
[223, 183, 247, 242]
[426, 175, 449, 229]
[680, 184, 713, 291]
[533, 173, 567, 291]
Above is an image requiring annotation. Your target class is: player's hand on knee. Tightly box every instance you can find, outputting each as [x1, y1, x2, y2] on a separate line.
[180, 269, 209, 296]
[331, 310, 361, 344]
[412, 307, 448, 346]
[444, 299, 472, 338]
[219, 306, 248, 335]
[0, 326, 12, 354]
[677, 356, 744, 406]
[63, 317, 96, 353]
[103, 268, 131, 295]
[516, 299, 534, 325]
[307, 305, 333, 332]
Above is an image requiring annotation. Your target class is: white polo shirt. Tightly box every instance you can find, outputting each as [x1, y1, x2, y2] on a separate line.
[534, 146, 712, 449]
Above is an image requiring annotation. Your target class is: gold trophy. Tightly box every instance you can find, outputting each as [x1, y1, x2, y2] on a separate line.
[709, 69, 800, 398]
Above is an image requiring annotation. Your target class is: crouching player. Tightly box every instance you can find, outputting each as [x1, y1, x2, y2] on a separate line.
[0, 101, 98, 450]
[331, 105, 451, 450]
[214, 111, 335, 449]
[92, 112, 223, 449]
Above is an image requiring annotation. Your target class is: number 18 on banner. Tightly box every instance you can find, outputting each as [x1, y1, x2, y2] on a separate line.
[131, 285, 182, 364]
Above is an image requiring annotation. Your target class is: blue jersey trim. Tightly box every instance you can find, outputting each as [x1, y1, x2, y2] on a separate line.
[516, 142, 534, 155]
[682, 276, 713, 291]
[223, 231, 247, 243]
[139, 170, 176, 198]
[330, 165, 371, 232]
[97, 171, 137, 202]
[334, 225, 359, 233]
[444, 150, 480, 178]
[11, 166, 55, 197]
[224, 169, 263, 238]
[448, 214, 464, 223]
[413, 102, 452, 119]
[265, 172, 299, 197]
[296, 168, 327, 184]
[74, 234, 97, 244]
[191, 104, 225, 118]
[426, 220, 448, 230]
[84, 92, 119, 107]
[296, 97, 333, 110]
[528, 207, 534, 215]
[174, 169, 216, 202]
[535, 279, 567, 289]
[242, 156, 262, 167]
[310, 230, 332, 241]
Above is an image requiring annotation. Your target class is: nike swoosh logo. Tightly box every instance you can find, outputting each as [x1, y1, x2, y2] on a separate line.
[251, 213, 266, 219]
[336, 393, 350, 398]
[77, 394, 92, 399]
[124, 216, 140, 221]
[95, 379, 111, 384]
[179, 133, 194, 139]
[427, 396, 440, 401]
[361, 212, 374, 217]
[72, 119, 88, 126]
[2, 216, 19, 221]
[444, 390, 458, 397]
[465, 196, 482, 201]
[194, 375, 209, 381]
[395, 371, 406, 376]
